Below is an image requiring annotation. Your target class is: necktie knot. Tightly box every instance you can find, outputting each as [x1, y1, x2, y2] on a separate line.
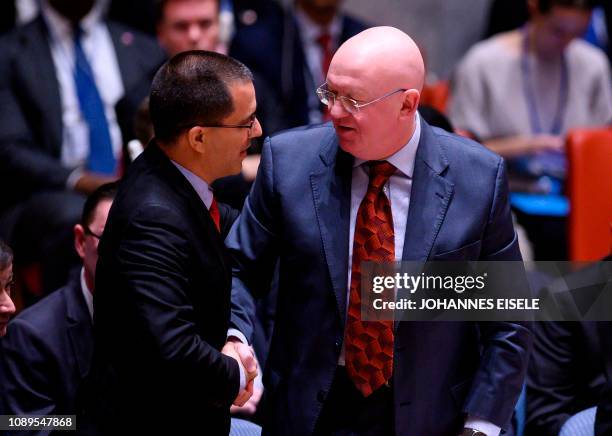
[367, 161, 396, 191]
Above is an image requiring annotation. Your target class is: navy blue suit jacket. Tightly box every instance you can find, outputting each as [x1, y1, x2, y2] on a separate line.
[0, 273, 93, 420]
[227, 120, 533, 435]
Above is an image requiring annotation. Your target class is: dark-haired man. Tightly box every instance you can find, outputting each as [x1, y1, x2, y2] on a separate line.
[85, 50, 261, 434]
[0, 183, 116, 418]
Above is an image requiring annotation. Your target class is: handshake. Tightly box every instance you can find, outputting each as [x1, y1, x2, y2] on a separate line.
[222, 339, 259, 407]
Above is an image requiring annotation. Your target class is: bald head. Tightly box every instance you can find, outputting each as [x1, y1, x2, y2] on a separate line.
[330, 26, 425, 94]
[325, 27, 425, 160]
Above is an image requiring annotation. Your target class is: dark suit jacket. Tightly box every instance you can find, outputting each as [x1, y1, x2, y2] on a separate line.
[0, 273, 92, 423]
[84, 143, 240, 434]
[229, 6, 368, 131]
[0, 16, 165, 212]
[526, 260, 612, 436]
[596, 322, 612, 436]
[227, 121, 532, 435]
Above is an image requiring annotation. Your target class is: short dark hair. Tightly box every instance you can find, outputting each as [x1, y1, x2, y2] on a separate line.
[536, 0, 599, 13]
[0, 239, 13, 271]
[81, 182, 118, 227]
[154, 0, 220, 25]
[149, 50, 253, 143]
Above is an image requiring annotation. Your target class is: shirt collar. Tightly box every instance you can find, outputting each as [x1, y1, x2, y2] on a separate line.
[353, 111, 421, 178]
[41, 0, 104, 40]
[80, 267, 94, 321]
[294, 6, 342, 46]
[171, 161, 214, 210]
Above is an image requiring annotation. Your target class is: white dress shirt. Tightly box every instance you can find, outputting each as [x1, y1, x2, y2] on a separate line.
[41, 0, 124, 183]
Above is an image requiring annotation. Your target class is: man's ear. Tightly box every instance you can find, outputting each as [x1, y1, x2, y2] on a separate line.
[74, 224, 86, 261]
[187, 126, 207, 154]
[399, 89, 420, 118]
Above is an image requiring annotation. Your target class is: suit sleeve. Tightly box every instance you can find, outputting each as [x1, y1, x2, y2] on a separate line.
[525, 322, 581, 435]
[227, 136, 281, 343]
[0, 319, 61, 433]
[113, 204, 240, 408]
[464, 157, 534, 429]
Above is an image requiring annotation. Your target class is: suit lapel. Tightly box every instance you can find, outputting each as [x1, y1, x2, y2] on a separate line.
[18, 17, 63, 153]
[146, 144, 229, 276]
[66, 278, 94, 379]
[402, 121, 454, 261]
[311, 133, 352, 322]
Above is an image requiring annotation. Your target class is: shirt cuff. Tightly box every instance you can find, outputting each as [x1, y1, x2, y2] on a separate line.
[227, 328, 248, 345]
[237, 356, 246, 391]
[226, 329, 248, 391]
[464, 417, 501, 436]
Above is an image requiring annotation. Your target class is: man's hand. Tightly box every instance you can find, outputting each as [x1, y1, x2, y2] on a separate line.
[222, 340, 258, 406]
[230, 384, 263, 416]
[74, 171, 118, 194]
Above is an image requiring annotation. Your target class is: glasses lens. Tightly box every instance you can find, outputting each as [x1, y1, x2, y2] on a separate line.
[340, 97, 358, 114]
[317, 88, 332, 106]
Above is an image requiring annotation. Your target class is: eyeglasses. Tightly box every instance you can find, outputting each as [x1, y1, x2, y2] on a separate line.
[316, 83, 408, 114]
[200, 115, 258, 134]
[84, 226, 102, 240]
[2, 279, 15, 297]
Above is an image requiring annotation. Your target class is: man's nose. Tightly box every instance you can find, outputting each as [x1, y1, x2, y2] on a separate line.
[188, 24, 201, 43]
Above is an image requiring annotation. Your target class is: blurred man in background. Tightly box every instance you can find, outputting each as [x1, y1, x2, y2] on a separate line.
[0, 0, 164, 297]
[0, 183, 116, 418]
[156, 0, 222, 55]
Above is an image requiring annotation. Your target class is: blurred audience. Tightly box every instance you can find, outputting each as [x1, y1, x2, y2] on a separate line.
[230, 0, 369, 131]
[0, 183, 115, 418]
[451, 0, 611, 168]
[450, 0, 612, 259]
[0, 0, 164, 296]
[0, 240, 16, 337]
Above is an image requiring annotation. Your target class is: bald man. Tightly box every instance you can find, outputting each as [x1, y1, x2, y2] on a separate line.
[227, 27, 532, 436]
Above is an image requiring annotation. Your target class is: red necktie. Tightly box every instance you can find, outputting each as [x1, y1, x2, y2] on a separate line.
[317, 32, 333, 121]
[209, 197, 221, 233]
[345, 161, 396, 397]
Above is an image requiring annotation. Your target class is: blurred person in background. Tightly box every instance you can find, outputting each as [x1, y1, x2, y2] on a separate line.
[0, 239, 16, 416]
[450, 0, 611, 260]
[0, 183, 116, 419]
[0, 0, 165, 297]
[230, 0, 369, 131]
[156, 0, 222, 55]
[0, 240, 16, 337]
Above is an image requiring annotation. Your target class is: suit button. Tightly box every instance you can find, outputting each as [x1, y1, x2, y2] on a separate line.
[334, 339, 341, 350]
[317, 390, 326, 403]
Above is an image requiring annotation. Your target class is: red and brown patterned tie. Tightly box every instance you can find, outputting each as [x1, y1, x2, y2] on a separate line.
[209, 196, 221, 233]
[345, 161, 396, 397]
